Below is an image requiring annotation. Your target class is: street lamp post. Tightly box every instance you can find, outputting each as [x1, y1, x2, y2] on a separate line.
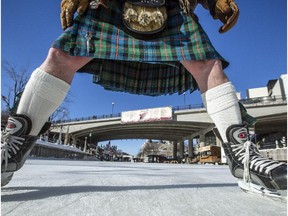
[62, 109, 67, 120]
[183, 92, 186, 106]
[89, 132, 92, 145]
[111, 102, 114, 116]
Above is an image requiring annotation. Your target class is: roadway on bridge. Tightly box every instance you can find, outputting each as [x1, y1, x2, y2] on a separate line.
[1, 160, 286, 216]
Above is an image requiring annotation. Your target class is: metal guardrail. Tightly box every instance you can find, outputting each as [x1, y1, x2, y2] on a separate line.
[52, 95, 286, 124]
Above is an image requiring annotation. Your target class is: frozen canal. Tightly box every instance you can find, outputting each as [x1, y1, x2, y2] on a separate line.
[1, 159, 287, 216]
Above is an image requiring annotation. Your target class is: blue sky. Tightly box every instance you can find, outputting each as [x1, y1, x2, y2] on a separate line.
[1, 1, 287, 155]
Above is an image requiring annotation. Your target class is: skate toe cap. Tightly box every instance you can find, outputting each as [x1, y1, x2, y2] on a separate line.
[271, 164, 287, 190]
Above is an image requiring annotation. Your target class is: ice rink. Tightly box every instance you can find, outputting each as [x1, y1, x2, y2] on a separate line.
[1, 159, 287, 216]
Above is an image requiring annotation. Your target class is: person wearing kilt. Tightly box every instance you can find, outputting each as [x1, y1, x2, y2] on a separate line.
[1, 0, 287, 197]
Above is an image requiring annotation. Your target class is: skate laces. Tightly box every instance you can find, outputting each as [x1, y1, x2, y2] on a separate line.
[231, 140, 285, 183]
[1, 131, 25, 172]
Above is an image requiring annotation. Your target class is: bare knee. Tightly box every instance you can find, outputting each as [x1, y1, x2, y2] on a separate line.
[182, 59, 222, 75]
[42, 48, 92, 71]
[181, 59, 229, 93]
[46, 48, 71, 62]
[40, 48, 92, 84]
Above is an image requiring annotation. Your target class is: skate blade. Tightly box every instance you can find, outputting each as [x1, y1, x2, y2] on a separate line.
[238, 180, 287, 201]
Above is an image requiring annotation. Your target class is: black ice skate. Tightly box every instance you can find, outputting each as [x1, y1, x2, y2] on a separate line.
[1, 114, 50, 186]
[222, 124, 287, 198]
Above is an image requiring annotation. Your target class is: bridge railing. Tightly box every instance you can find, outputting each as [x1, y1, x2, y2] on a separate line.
[52, 95, 286, 124]
[240, 95, 286, 105]
[52, 113, 122, 124]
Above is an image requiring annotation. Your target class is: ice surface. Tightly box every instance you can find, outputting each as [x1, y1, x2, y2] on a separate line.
[1, 159, 287, 216]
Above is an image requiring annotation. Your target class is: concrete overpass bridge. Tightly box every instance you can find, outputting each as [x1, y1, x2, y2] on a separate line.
[50, 96, 287, 148]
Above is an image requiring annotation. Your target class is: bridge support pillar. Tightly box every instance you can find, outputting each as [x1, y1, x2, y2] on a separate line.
[64, 133, 70, 145]
[179, 141, 184, 159]
[199, 131, 206, 147]
[173, 141, 177, 159]
[84, 137, 87, 152]
[188, 139, 193, 158]
[64, 126, 70, 145]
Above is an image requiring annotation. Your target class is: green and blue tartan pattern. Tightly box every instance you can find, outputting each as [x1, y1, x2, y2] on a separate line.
[52, 0, 228, 96]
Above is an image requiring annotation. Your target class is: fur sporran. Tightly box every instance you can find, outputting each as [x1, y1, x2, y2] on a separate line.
[123, 0, 167, 39]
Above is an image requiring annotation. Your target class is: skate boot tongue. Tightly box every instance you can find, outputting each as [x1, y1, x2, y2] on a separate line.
[226, 124, 249, 144]
[226, 125, 253, 182]
[5, 114, 32, 136]
[2, 114, 33, 172]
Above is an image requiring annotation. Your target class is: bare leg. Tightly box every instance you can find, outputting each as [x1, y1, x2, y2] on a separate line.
[180, 59, 229, 93]
[17, 48, 93, 135]
[181, 59, 241, 142]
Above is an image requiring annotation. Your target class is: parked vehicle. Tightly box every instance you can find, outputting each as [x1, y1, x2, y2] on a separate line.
[198, 145, 221, 164]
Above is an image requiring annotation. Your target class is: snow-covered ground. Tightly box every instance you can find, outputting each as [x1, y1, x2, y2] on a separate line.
[1, 160, 287, 216]
[36, 140, 86, 153]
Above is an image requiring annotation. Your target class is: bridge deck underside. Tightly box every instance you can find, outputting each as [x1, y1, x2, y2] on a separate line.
[73, 121, 213, 142]
[255, 113, 287, 134]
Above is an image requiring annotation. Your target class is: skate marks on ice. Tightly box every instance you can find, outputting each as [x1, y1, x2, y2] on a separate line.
[1, 160, 287, 216]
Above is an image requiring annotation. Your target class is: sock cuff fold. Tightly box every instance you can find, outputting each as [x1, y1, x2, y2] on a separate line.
[31, 68, 70, 93]
[205, 82, 239, 115]
[205, 82, 235, 101]
[30, 68, 70, 104]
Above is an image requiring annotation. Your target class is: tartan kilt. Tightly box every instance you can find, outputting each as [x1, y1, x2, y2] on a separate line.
[52, 0, 229, 96]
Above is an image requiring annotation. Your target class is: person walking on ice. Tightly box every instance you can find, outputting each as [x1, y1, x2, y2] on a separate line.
[1, 0, 286, 198]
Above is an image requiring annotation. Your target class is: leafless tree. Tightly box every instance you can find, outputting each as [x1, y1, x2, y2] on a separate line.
[1, 61, 29, 112]
[1, 61, 72, 124]
[141, 139, 160, 156]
